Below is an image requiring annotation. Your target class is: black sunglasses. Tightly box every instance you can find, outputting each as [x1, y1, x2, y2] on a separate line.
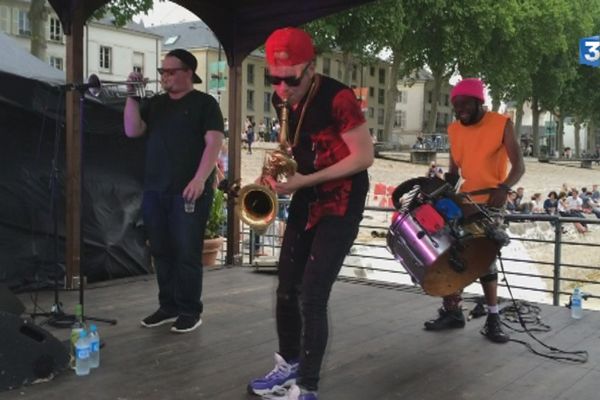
[157, 67, 188, 76]
[267, 63, 310, 87]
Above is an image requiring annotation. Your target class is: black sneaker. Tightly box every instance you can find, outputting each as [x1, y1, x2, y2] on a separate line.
[171, 315, 202, 333]
[424, 308, 466, 331]
[481, 313, 510, 343]
[141, 309, 178, 328]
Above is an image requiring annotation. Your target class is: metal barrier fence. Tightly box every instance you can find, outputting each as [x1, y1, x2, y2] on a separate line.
[215, 202, 600, 308]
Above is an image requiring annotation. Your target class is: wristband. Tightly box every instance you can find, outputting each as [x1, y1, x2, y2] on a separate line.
[497, 183, 511, 191]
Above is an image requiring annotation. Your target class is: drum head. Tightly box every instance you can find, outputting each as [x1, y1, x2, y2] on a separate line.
[422, 237, 500, 296]
[391, 177, 448, 209]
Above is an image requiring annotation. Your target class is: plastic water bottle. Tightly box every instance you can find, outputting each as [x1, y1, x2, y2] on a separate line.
[88, 324, 100, 368]
[75, 330, 91, 376]
[70, 304, 86, 368]
[571, 287, 583, 319]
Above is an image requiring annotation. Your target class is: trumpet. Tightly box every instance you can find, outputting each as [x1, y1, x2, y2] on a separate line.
[86, 74, 160, 98]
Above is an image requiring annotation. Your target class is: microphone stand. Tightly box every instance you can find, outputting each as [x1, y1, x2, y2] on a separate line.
[32, 77, 117, 328]
[74, 82, 117, 326]
[30, 122, 76, 328]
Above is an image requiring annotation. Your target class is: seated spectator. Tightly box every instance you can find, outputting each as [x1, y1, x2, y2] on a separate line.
[564, 189, 588, 233]
[543, 191, 558, 215]
[591, 184, 599, 202]
[529, 193, 544, 213]
[514, 187, 531, 213]
[505, 191, 517, 213]
[581, 186, 600, 218]
[426, 161, 444, 179]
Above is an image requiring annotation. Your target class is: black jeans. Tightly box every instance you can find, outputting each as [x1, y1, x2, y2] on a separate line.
[277, 215, 361, 391]
[142, 189, 213, 317]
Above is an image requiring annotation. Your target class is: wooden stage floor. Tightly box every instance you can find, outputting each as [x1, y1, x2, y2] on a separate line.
[3, 266, 599, 400]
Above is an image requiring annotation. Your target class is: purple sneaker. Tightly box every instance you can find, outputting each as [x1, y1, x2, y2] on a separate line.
[268, 384, 317, 400]
[247, 353, 298, 396]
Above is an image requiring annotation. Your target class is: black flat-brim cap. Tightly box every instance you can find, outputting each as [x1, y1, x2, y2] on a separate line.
[167, 48, 202, 84]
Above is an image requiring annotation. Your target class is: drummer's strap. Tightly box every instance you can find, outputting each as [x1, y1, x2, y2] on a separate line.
[464, 187, 496, 196]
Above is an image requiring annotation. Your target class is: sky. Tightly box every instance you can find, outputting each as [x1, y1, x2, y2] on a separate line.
[133, 1, 199, 27]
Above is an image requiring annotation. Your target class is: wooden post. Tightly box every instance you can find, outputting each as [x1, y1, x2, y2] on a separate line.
[226, 63, 242, 265]
[64, 6, 84, 289]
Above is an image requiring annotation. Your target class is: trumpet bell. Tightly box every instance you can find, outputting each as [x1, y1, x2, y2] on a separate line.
[238, 184, 278, 235]
[87, 74, 159, 99]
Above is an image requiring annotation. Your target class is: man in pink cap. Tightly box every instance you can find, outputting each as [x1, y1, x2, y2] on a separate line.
[247, 27, 374, 400]
[423, 78, 525, 343]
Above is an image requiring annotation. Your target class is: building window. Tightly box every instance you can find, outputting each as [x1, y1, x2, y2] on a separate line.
[263, 92, 271, 113]
[369, 87, 374, 97]
[378, 68, 385, 85]
[351, 64, 357, 81]
[336, 60, 342, 79]
[18, 9, 30, 36]
[369, 66, 375, 77]
[246, 89, 255, 111]
[394, 110, 407, 128]
[378, 88, 385, 105]
[164, 35, 180, 45]
[444, 94, 449, 106]
[48, 17, 63, 42]
[428, 91, 433, 104]
[368, 107, 374, 118]
[99, 46, 112, 72]
[263, 67, 270, 87]
[0, 6, 9, 33]
[377, 129, 384, 141]
[322, 58, 330, 75]
[247, 63, 255, 85]
[377, 108, 384, 125]
[397, 90, 407, 104]
[133, 51, 144, 74]
[49, 56, 63, 71]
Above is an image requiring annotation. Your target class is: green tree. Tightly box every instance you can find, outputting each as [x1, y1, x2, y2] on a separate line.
[400, 0, 498, 133]
[304, 0, 406, 141]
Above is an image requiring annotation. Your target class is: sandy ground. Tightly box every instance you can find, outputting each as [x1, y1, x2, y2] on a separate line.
[240, 143, 600, 196]
[240, 143, 600, 308]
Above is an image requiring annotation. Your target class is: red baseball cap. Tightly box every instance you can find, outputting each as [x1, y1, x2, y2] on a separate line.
[265, 27, 315, 67]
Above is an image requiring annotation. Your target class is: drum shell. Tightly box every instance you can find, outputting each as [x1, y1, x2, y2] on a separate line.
[387, 213, 453, 286]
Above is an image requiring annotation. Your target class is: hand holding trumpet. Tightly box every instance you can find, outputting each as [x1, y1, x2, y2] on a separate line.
[126, 71, 148, 98]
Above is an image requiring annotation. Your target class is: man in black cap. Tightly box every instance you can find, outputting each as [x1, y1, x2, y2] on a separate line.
[124, 48, 224, 333]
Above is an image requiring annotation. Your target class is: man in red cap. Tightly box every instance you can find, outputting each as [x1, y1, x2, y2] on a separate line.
[423, 78, 525, 343]
[247, 27, 374, 400]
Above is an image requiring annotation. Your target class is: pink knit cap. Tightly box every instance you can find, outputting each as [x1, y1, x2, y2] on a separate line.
[450, 78, 485, 102]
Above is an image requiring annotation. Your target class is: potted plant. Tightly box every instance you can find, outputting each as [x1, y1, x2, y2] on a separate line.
[203, 189, 226, 267]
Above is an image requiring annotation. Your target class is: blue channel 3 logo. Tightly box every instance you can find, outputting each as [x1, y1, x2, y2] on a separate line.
[580, 36, 600, 67]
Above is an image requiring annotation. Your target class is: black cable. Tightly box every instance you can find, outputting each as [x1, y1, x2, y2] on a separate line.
[497, 253, 588, 364]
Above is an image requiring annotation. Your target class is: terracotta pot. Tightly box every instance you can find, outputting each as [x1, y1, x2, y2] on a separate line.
[203, 237, 224, 267]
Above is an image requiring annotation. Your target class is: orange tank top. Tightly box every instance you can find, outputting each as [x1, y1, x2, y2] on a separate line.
[448, 112, 509, 204]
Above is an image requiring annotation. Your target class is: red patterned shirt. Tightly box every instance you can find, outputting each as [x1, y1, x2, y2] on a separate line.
[273, 75, 369, 229]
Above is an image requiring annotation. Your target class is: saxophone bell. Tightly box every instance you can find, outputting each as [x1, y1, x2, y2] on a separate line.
[238, 100, 295, 234]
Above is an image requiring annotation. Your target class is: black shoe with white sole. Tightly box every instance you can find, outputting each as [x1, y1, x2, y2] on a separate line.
[140, 309, 178, 328]
[171, 315, 202, 333]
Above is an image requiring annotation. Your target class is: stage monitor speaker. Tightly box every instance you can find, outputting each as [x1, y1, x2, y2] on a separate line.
[0, 312, 70, 392]
[0, 284, 25, 316]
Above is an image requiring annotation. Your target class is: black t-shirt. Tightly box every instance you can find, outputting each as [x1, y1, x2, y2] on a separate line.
[141, 90, 224, 194]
